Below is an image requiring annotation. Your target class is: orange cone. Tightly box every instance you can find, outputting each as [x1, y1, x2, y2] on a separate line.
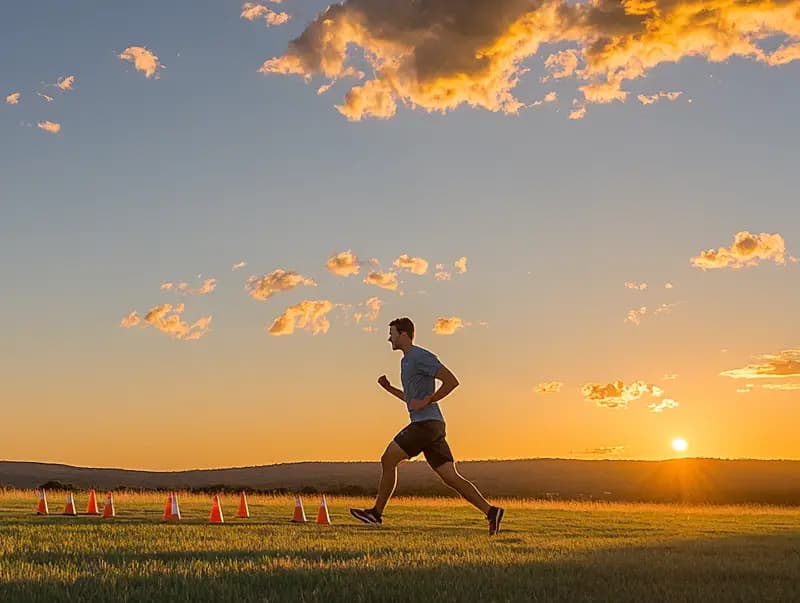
[164, 491, 181, 520]
[86, 488, 100, 515]
[236, 490, 250, 519]
[35, 488, 49, 515]
[209, 495, 224, 524]
[63, 492, 77, 516]
[291, 495, 307, 523]
[102, 492, 115, 518]
[316, 494, 331, 525]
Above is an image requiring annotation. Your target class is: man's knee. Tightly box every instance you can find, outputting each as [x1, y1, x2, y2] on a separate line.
[381, 442, 408, 467]
[380, 452, 398, 467]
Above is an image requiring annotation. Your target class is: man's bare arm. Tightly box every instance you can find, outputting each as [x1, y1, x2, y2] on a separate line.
[378, 375, 406, 402]
[429, 365, 459, 404]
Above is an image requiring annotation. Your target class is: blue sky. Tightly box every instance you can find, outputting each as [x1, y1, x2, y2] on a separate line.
[1, 0, 799, 469]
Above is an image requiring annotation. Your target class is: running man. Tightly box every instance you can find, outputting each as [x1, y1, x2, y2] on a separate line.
[350, 317, 505, 535]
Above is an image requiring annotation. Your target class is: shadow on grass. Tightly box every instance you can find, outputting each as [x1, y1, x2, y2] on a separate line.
[2, 533, 800, 602]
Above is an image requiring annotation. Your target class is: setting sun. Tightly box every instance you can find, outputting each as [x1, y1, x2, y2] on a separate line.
[672, 438, 689, 453]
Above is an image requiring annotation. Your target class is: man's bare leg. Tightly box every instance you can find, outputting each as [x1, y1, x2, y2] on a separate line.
[374, 441, 410, 514]
[434, 461, 491, 515]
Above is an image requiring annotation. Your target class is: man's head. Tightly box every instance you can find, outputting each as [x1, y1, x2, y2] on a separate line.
[388, 317, 414, 350]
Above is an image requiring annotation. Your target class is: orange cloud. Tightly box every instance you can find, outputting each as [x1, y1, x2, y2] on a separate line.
[624, 281, 648, 290]
[246, 269, 316, 300]
[5, 92, 20, 105]
[262, 0, 800, 120]
[268, 300, 334, 335]
[56, 75, 76, 91]
[720, 349, 800, 380]
[37, 120, 61, 134]
[569, 105, 587, 120]
[353, 296, 382, 324]
[119, 46, 162, 79]
[241, 2, 290, 26]
[691, 231, 790, 269]
[433, 317, 465, 335]
[534, 381, 563, 394]
[120, 311, 141, 328]
[576, 445, 625, 455]
[393, 254, 429, 275]
[625, 306, 647, 326]
[122, 303, 211, 341]
[454, 256, 467, 274]
[637, 91, 682, 105]
[544, 49, 579, 80]
[363, 271, 398, 291]
[762, 383, 800, 391]
[161, 278, 217, 295]
[625, 303, 679, 325]
[232, 261, 247, 271]
[581, 380, 665, 409]
[434, 264, 452, 281]
[326, 250, 360, 276]
[531, 91, 558, 106]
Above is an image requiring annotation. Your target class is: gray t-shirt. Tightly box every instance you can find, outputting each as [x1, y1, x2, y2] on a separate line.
[401, 345, 445, 423]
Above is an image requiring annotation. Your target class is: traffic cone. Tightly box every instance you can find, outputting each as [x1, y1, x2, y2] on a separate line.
[316, 494, 331, 525]
[102, 492, 115, 518]
[86, 488, 100, 515]
[291, 495, 307, 523]
[63, 492, 77, 516]
[164, 491, 181, 520]
[35, 489, 49, 515]
[209, 495, 224, 524]
[236, 490, 250, 519]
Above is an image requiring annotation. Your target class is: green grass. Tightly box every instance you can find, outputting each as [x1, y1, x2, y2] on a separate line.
[2, 490, 800, 602]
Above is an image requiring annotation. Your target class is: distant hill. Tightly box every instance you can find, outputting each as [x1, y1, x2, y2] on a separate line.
[3, 458, 800, 504]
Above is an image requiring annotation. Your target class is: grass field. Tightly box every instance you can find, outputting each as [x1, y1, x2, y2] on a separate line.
[1, 490, 799, 602]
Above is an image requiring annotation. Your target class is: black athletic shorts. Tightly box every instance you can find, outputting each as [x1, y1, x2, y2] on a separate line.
[393, 420, 454, 469]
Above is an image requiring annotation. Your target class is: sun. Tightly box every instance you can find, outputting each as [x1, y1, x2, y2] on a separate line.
[672, 438, 688, 453]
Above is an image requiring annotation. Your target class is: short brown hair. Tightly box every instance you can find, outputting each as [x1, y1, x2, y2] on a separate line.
[389, 317, 414, 340]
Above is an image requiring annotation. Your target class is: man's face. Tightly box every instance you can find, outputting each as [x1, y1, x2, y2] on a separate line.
[388, 325, 403, 349]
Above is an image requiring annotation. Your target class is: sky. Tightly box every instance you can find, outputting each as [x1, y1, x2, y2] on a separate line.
[1, 0, 799, 470]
